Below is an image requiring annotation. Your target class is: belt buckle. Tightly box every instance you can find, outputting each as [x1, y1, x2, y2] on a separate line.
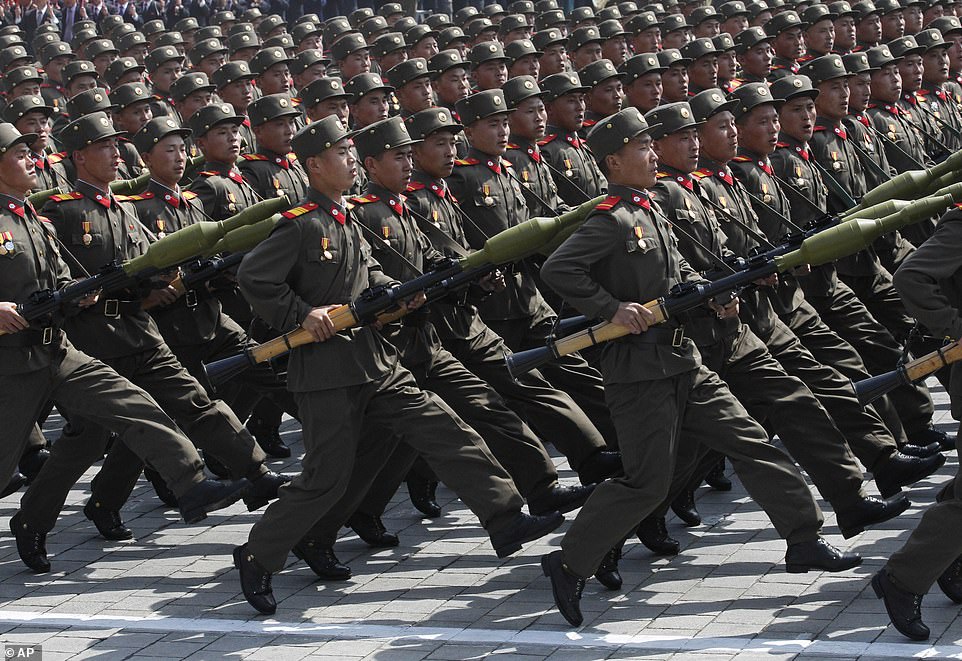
[104, 299, 120, 318]
[672, 326, 685, 348]
[42, 327, 54, 345]
[185, 289, 198, 308]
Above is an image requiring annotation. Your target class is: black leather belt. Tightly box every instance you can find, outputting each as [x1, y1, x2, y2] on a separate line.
[93, 298, 142, 318]
[632, 325, 686, 347]
[0, 327, 62, 347]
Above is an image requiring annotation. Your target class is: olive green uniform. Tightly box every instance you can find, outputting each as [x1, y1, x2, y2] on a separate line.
[651, 166, 867, 510]
[238, 188, 524, 572]
[238, 149, 310, 202]
[19, 182, 268, 532]
[541, 184, 824, 577]
[447, 147, 617, 442]
[0, 193, 206, 512]
[886, 209, 962, 593]
[538, 126, 608, 206]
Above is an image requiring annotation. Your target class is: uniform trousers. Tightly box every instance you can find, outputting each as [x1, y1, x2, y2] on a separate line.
[561, 361, 824, 578]
[4, 340, 204, 529]
[886, 435, 962, 593]
[247, 362, 523, 572]
[21, 343, 265, 531]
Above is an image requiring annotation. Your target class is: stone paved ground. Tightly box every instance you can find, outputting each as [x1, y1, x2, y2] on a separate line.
[0, 378, 959, 660]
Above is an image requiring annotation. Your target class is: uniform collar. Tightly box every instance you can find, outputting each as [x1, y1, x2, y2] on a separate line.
[657, 163, 695, 190]
[608, 183, 651, 209]
[308, 188, 348, 224]
[776, 133, 811, 160]
[366, 182, 407, 216]
[148, 179, 188, 208]
[76, 179, 115, 208]
[0, 192, 28, 219]
[260, 147, 292, 169]
[736, 148, 774, 174]
[695, 157, 735, 185]
[468, 147, 506, 173]
[508, 135, 542, 162]
[203, 161, 246, 182]
[546, 125, 586, 147]
[412, 170, 450, 198]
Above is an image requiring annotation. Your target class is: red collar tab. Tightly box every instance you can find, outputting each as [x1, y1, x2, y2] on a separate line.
[627, 192, 651, 209]
[228, 169, 245, 184]
[484, 158, 502, 174]
[565, 133, 585, 148]
[4, 199, 25, 218]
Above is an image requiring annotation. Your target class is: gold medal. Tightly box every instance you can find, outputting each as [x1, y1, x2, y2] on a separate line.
[832, 161, 842, 171]
[763, 194, 773, 203]
[483, 196, 494, 206]
[81, 221, 92, 246]
[564, 157, 573, 177]
[323, 250, 333, 260]
[0, 244, 6, 256]
[482, 183, 494, 206]
[321, 236, 332, 260]
[228, 192, 236, 202]
[228, 203, 237, 212]
[156, 219, 166, 239]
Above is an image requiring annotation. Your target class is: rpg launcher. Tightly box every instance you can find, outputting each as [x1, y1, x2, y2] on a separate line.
[1, 195, 291, 336]
[201, 196, 606, 385]
[854, 339, 962, 406]
[505, 187, 962, 379]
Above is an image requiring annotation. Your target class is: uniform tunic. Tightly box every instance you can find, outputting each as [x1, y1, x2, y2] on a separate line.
[538, 125, 608, 206]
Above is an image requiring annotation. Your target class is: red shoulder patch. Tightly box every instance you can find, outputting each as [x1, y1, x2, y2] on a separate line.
[454, 158, 479, 166]
[406, 182, 426, 192]
[198, 170, 219, 177]
[537, 134, 559, 146]
[281, 202, 319, 219]
[120, 192, 155, 202]
[47, 151, 66, 164]
[691, 169, 711, 179]
[732, 155, 752, 162]
[595, 195, 621, 211]
[242, 154, 269, 161]
[182, 190, 198, 200]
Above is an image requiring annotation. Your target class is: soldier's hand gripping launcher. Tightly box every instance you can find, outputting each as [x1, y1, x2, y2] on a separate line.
[201, 196, 606, 386]
[505, 189, 962, 379]
[1, 195, 291, 336]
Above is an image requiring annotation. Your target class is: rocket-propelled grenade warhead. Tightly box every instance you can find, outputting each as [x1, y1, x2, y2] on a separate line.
[460, 195, 604, 270]
[209, 214, 281, 254]
[122, 195, 292, 274]
[840, 199, 909, 221]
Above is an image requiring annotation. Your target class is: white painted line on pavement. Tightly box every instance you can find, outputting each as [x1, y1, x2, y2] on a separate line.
[0, 609, 961, 658]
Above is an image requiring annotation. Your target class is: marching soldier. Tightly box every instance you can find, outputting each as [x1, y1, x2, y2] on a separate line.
[447, 89, 619, 443]
[767, 10, 806, 79]
[539, 72, 608, 205]
[1, 96, 69, 192]
[579, 59, 624, 129]
[145, 46, 184, 119]
[538, 106, 860, 628]
[232, 115, 564, 615]
[19, 112, 287, 558]
[39, 41, 74, 113]
[621, 52, 666, 114]
[0, 122, 250, 573]
[238, 94, 309, 203]
[211, 61, 258, 154]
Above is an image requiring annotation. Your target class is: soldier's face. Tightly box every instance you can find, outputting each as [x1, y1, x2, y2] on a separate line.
[307, 139, 357, 194]
[509, 96, 547, 139]
[904, 6, 924, 33]
[694, 19, 720, 38]
[379, 50, 408, 72]
[737, 104, 779, 155]
[352, 91, 391, 128]
[308, 97, 350, 124]
[11, 81, 41, 99]
[397, 77, 434, 114]
[805, 20, 835, 55]
[253, 116, 296, 154]
[609, 133, 658, 189]
[857, 15, 882, 45]
[779, 96, 816, 142]
[412, 130, 458, 179]
[923, 47, 950, 83]
[717, 51, 737, 81]
[366, 146, 412, 194]
[899, 54, 924, 92]
[198, 122, 241, 163]
[624, 73, 661, 112]
[547, 92, 586, 131]
[588, 78, 624, 117]
[947, 33, 962, 72]
[473, 60, 508, 91]
[834, 17, 857, 50]
[509, 54, 540, 79]
[881, 11, 905, 40]
[539, 44, 568, 76]
[602, 36, 629, 67]
[572, 43, 603, 70]
[0, 144, 37, 195]
[723, 16, 750, 35]
[144, 134, 187, 187]
[340, 49, 371, 79]
[75, 137, 121, 184]
[46, 56, 72, 82]
[632, 28, 661, 54]
[199, 54, 227, 77]
[115, 100, 153, 134]
[219, 78, 255, 110]
[871, 63, 902, 102]
[816, 77, 850, 119]
[688, 54, 718, 89]
[774, 28, 804, 60]
[67, 75, 98, 97]
[152, 61, 184, 92]
[739, 42, 773, 78]
[848, 72, 872, 112]
[259, 63, 292, 94]
[662, 29, 692, 50]
[294, 63, 328, 91]
[698, 110, 738, 162]
[661, 64, 689, 102]
[435, 67, 471, 105]
[411, 37, 439, 59]
[16, 112, 51, 154]
[464, 113, 510, 156]
[654, 127, 699, 172]
[176, 91, 212, 122]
